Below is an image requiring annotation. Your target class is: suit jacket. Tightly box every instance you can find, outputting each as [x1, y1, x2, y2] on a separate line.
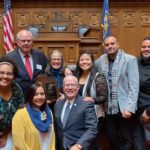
[96, 49, 139, 113]
[6, 48, 47, 96]
[54, 95, 97, 150]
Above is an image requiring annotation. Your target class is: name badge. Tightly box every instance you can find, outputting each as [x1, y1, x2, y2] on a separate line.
[36, 64, 42, 70]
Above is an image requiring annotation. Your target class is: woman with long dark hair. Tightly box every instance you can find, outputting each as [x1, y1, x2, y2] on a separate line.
[76, 51, 108, 150]
[12, 82, 55, 150]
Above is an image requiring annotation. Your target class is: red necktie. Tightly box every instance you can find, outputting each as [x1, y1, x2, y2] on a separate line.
[25, 55, 32, 79]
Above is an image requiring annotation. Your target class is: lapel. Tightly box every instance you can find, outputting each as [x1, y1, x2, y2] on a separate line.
[15, 49, 31, 78]
[31, 49, 43, 79]
[57, 99, 65, 129]
[117, 50, 126, 78]
[64, 95, 81, 129]
[100, 54, 109, 77]
[15, 49, 26, 70]
[31, 49, 36, 76]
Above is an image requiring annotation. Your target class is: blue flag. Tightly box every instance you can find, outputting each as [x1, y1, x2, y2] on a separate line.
[101, 0, 110, 40]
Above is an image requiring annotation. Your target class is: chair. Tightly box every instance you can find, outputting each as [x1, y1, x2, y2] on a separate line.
[25, 25, 41, 37]
[76, 24, 90, 38]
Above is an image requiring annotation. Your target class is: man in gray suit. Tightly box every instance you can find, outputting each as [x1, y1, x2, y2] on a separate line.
[54, 75, 97, 150]
[96, 35, 139, 150]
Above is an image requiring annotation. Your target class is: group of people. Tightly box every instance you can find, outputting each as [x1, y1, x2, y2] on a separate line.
[0, 28, 150, 150]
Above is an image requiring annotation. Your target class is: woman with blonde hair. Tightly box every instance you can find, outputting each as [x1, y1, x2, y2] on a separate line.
[36, 49, 66, 111]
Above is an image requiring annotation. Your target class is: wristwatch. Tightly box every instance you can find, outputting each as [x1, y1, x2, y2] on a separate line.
[75, 144, 82, 149]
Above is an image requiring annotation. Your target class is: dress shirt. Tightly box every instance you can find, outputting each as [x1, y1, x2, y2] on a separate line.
[19, 49, 33, 72]
[61, 99, 75, 123]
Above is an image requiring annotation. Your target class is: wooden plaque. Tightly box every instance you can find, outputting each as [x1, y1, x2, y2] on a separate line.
[36, 75, 59, 102]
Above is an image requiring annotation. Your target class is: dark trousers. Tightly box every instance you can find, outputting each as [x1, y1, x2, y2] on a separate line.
[88, 117, 105, 150]
[131, 111, 145, 150]
[105, 113, 132, 150]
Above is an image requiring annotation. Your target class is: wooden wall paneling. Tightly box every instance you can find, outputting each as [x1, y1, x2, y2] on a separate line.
[0, 1, 150, 58]
[109, 6, 149, 56]
[140, 10, 150, 41]
[46, 45, 66, 60]
[32, 11, 48, 32]
[120, 9, 138, 55]
[13, 10, 31, 38]
[85, 11, 100, 28]
[109, 9, 121, 39]
[67, 43, 79, 64]
[70, 11, 83, 30]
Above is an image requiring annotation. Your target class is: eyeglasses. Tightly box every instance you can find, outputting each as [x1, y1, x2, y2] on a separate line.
[18, 39, 32, 43]
[0, 71, 13, 77]
[51, 58, 62, 62]
[63, 84, 78, 88]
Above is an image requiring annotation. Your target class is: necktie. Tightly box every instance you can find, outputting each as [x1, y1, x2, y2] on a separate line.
[25, 55, 32, 79]
[63, 102, 71, 128]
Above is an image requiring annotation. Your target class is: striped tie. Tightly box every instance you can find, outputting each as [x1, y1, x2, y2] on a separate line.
[63, 102, 71, 128]
[63, 102, 71, 149]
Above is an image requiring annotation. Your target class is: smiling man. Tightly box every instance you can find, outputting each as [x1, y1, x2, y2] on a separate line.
[54, 75, 97, 150]
[96, 35, 139, 150]
[6, 30, 47, 97]
[134, 37, 150, 149]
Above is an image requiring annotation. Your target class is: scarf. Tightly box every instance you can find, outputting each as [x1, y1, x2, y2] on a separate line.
[50, 67, 63, 88]
[101, 49, 123, 114]
[26, 103, 52, 132]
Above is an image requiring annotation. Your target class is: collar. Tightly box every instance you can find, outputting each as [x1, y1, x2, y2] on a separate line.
[65, 99, 75, 106]
[19, 49, 32, 58]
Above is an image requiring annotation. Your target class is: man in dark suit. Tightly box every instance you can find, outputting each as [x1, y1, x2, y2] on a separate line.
[54, 75, 97, 150]
[6, 30, 47, 97]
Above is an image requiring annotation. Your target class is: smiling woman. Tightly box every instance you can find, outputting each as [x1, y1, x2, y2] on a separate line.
[75, 51, 108, 150]
[0, 57, 24, 150]
[36, 49, 66, 112]
[12, 82, 55, 150]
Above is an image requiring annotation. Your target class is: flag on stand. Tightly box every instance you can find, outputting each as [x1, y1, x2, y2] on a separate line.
[101, 0, 110, 41]
[4, 0, 14, 53]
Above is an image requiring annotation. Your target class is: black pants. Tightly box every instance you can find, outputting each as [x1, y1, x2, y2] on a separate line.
[105, 113, 132, 150]
[88, 117, 105, 150]
[131, 110, 145, 150]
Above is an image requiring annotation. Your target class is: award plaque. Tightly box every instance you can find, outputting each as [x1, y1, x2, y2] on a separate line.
[36, 75, 59, 102]
[45, 83, 58, 101]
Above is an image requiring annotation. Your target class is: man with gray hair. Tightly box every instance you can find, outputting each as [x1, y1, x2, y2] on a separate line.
[54, 75, 97, 150]
[6, 29, 47, 96]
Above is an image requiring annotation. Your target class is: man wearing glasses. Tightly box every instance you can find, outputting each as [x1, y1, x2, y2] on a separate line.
[6, 29, 47, 97]
[54, 75, 97, 150]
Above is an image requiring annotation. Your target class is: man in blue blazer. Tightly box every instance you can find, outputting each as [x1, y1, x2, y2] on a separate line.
[6, 30, 47, 96]
[54, 75, 97, 150]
